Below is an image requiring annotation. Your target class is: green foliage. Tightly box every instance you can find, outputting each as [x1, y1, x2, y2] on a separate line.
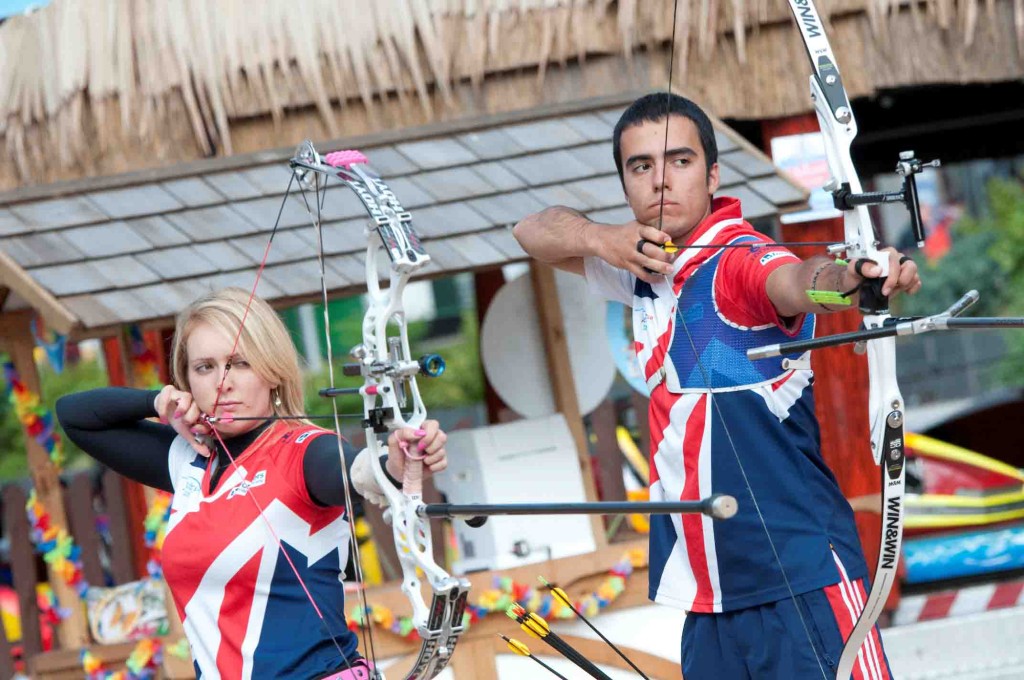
[970, 178, 1024, 383]
[894, 228, 1005, 318]
[896, 177, 1024, 383]
[0, 353, 109, 480]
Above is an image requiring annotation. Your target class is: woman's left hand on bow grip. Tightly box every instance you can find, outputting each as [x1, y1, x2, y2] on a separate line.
[384, 420, 448, 481]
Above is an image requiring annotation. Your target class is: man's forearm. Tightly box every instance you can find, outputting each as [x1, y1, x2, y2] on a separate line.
[512, 206, 597, 265]
[770, 256, 861, 317]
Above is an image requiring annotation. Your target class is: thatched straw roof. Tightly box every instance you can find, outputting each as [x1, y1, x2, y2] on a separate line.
[1, 0, 1022, 189]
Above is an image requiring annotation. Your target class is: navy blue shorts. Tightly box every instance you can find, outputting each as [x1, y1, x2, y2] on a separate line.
[681, 559, 891, 679]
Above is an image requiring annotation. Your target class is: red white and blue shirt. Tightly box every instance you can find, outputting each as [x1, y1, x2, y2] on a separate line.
[162, 422, 356, 679]
[585, 196, 867, 613]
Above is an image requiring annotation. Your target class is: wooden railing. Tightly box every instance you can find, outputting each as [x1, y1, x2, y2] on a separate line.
[1, 467, 139, 676]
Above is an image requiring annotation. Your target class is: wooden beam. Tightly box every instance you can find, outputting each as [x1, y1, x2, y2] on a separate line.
[591, 399, 627, 502]
[0, 249, 78, 335]
[4, 484, 43, 661]
[0, 311, 89, 649]
[528, 262, 606, 548]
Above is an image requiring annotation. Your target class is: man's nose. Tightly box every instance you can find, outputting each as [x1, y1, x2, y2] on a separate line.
[652, 162, 669, 190]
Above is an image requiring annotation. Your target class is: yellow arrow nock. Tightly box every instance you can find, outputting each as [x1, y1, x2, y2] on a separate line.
[500, 634, 531, 657]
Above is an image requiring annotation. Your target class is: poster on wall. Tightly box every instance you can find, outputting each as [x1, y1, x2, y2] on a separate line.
[770, 132, 841, 224]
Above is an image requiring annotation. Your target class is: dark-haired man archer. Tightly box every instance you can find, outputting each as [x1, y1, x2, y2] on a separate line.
[513, 93, 920, 679]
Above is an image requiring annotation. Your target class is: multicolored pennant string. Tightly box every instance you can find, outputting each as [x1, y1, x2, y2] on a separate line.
[143, 492, 172, 578]
[31, 316, 67, 373]
[348, 549, 644, 640]
[25, 490, 88, 599]
[126, 326, 161, 389]
[3, 361, 64, 467]
[81, 637, 163, 679]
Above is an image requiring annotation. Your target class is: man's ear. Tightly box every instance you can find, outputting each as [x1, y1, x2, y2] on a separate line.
[707, 162, 721, 195]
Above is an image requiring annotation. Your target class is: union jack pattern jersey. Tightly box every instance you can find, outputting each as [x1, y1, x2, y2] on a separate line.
[585, 197, 867, 613]
[161, 421, 357, 679]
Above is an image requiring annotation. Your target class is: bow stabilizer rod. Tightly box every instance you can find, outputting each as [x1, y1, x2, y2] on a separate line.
[749, 290, 1024, 359]
[421, 495, 738, 522]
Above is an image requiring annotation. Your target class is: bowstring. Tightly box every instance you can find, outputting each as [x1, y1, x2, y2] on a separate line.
[298, 171, 382, 673]
[658, 0, 829, 677]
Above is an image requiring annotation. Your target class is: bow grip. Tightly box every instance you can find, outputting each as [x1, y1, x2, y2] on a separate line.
[853, 258, 890, 315]
[400, 440, 426, 497]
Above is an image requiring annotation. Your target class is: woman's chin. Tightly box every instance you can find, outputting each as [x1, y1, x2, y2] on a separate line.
[212, 418, 256, 437]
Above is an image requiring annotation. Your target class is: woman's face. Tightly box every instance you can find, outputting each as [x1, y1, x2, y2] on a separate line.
[185, 321, 275, 436]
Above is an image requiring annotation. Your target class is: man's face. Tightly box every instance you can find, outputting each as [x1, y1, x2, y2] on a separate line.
[619, 115, 720, 240]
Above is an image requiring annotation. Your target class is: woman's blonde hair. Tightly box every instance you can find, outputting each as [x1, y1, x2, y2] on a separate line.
[171, 288, 305, 421]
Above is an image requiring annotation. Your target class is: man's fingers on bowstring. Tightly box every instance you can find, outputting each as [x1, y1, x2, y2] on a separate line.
[632, 243, 673, 283]
[631, 262, 665, 285]
[637, 224, 673, 250]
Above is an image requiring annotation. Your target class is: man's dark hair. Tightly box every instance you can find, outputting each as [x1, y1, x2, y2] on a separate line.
[612, 93, 718, 187]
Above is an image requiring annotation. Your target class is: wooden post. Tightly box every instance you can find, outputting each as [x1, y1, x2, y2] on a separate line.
[762, 114, 895, 610]
[104, 331, 156, 581]
[591, 399, 626, 502]
[4, 484, 43, 661]
[0, 312, 89, 649]
[64, 473, 106, 588]
[449, 636, 499, 680]
[528, 262, 606, 547]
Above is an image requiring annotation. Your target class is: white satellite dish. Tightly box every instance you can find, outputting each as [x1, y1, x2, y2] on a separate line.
[480, 269, 615, 418]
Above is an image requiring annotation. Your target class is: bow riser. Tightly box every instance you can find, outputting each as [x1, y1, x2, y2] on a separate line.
[786, 2, 906, 677]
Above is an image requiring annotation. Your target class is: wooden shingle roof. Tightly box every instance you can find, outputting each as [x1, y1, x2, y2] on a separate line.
[0, 94, 808, 340]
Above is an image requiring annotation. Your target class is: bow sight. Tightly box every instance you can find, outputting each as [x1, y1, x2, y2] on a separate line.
[826, 151, 941, 249]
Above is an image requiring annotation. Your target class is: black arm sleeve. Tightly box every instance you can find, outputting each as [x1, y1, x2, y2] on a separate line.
[303, 435, 402, 508]
[55, 388, 175, 492]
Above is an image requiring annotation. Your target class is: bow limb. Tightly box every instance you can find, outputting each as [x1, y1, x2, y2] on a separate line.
[314, 150, 470, 679]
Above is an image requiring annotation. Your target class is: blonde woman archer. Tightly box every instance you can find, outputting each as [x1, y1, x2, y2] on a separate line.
[57, 288, 449, 680]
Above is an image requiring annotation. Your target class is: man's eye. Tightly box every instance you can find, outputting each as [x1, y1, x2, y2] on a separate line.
[632, 163, 651, 173]
[673, 157, 690, 166]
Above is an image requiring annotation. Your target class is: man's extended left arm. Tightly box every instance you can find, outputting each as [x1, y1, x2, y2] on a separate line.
[767, 248, 922, 318]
